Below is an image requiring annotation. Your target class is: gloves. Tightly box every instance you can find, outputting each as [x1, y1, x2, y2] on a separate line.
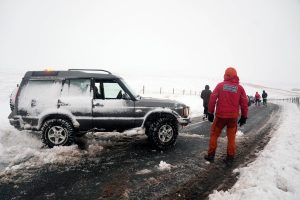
[238, 116, 247, 126]
[208, 113, 214, 122]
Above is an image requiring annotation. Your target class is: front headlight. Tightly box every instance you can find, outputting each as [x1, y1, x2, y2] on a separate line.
[183, 107, 190, 118]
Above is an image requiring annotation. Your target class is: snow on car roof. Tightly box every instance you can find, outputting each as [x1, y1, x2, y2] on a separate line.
[23, 70, 121, 80]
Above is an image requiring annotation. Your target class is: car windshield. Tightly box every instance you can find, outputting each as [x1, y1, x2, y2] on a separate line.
[120, 79, 139, 98]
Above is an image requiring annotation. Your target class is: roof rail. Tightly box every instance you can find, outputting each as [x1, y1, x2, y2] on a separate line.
[68, 69, 112, 74]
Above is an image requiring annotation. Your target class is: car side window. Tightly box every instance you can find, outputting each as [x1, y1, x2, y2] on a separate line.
[62, 79, 91, 97]
[103, 82, 125, 99]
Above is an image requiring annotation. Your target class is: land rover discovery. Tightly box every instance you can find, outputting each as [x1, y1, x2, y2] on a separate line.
[8, 69, 190, 150]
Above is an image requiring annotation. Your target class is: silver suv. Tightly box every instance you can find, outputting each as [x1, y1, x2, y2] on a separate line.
[8, 69, 190, 150]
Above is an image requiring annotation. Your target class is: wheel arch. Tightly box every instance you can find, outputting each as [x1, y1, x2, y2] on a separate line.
[37, 113, 79, 130]
[142, 110, 178, 129]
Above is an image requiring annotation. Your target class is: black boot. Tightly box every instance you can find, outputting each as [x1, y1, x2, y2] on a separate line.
[223, 155, 234, 167]
[204, 154, 215, 163]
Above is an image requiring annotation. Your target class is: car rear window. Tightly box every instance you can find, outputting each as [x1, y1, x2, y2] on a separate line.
[18, 80, 62, 114]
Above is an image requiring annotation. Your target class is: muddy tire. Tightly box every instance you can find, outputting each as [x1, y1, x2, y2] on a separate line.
[41, 119, 75, 148]
[148, 117, 178, 150]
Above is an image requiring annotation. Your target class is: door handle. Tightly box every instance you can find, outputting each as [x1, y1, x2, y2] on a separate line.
[57, 99, 69, 107]
[31, 99, 37, 107]
[93, 103, 104, 107]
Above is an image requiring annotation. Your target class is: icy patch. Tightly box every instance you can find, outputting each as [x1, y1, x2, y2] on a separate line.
[180, 133, 205, 138]
[136, 169, 152, 175]
[157, 161, 172, 171]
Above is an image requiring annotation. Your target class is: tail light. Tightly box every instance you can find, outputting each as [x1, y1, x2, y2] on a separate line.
[9, 84, 19, 111]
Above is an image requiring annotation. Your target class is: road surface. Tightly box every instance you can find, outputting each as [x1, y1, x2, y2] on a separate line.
[0, 103, 281, 200]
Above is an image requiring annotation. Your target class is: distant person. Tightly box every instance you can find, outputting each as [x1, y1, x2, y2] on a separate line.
[200, 85, 212, 120]
[255, 92, 261, 106]
[247, 95, 251, 107]
[262, 90, 268, 106]
[204, 67, 248, 166]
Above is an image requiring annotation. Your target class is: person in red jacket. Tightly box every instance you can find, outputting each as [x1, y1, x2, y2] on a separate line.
[204, 67, 248, 166]
[255, 91, 261, 106]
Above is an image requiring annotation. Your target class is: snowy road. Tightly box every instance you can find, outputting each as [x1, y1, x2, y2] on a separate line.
[0, 103, 280, 200]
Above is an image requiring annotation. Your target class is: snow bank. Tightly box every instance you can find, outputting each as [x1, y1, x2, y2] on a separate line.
[209, 103, 300, 200]
[0, 127, 105, 173]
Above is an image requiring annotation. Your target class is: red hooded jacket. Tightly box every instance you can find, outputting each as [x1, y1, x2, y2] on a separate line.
[208, 75, 248, 119]
[255, 92, 261, 100]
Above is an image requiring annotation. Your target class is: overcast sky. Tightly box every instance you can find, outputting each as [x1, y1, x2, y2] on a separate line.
[0, 0, 300, 89]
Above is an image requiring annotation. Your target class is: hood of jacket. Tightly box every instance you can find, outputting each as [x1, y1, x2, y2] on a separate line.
[224, 75, 240, 84]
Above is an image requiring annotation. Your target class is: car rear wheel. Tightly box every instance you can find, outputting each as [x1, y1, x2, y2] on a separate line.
[41, 119, 75, 148]
[148, 117, 178, 150]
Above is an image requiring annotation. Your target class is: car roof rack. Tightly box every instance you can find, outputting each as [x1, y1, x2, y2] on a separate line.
[68, 69, 112, 74]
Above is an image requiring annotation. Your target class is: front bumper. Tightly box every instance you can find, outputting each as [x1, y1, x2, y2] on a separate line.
[178, 117, 191, 126]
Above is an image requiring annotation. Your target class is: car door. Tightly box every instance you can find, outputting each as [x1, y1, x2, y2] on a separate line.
[59, 78, 93, 130]
[92, 79, 135, 131]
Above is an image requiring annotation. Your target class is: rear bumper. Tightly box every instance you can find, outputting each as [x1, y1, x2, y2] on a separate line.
[9, 117, 22, 130]
[9, 116, 40, 130]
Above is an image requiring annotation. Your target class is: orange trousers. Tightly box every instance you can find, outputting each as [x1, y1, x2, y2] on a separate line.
[208, 117, 238, 157]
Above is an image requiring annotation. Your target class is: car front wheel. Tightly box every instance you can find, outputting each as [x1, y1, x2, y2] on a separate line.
[148, 117, 178, 150]
[41, 119, 75, 148]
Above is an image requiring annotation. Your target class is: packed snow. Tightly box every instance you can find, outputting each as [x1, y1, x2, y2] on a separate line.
[157, 161, 172, 171]
[236, 130, 244, 138]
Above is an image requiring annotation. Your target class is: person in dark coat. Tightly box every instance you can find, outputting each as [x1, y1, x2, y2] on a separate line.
[262, 90, 268, 106]
[201, 85, 212, 120]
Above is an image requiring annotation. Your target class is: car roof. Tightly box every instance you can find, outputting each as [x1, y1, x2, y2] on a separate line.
[23, 70, 121, 80]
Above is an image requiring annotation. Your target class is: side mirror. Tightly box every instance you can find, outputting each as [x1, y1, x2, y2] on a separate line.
[122, 93, 131, 100]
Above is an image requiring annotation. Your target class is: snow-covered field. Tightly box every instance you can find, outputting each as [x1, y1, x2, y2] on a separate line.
[0, 70, 300, 199]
